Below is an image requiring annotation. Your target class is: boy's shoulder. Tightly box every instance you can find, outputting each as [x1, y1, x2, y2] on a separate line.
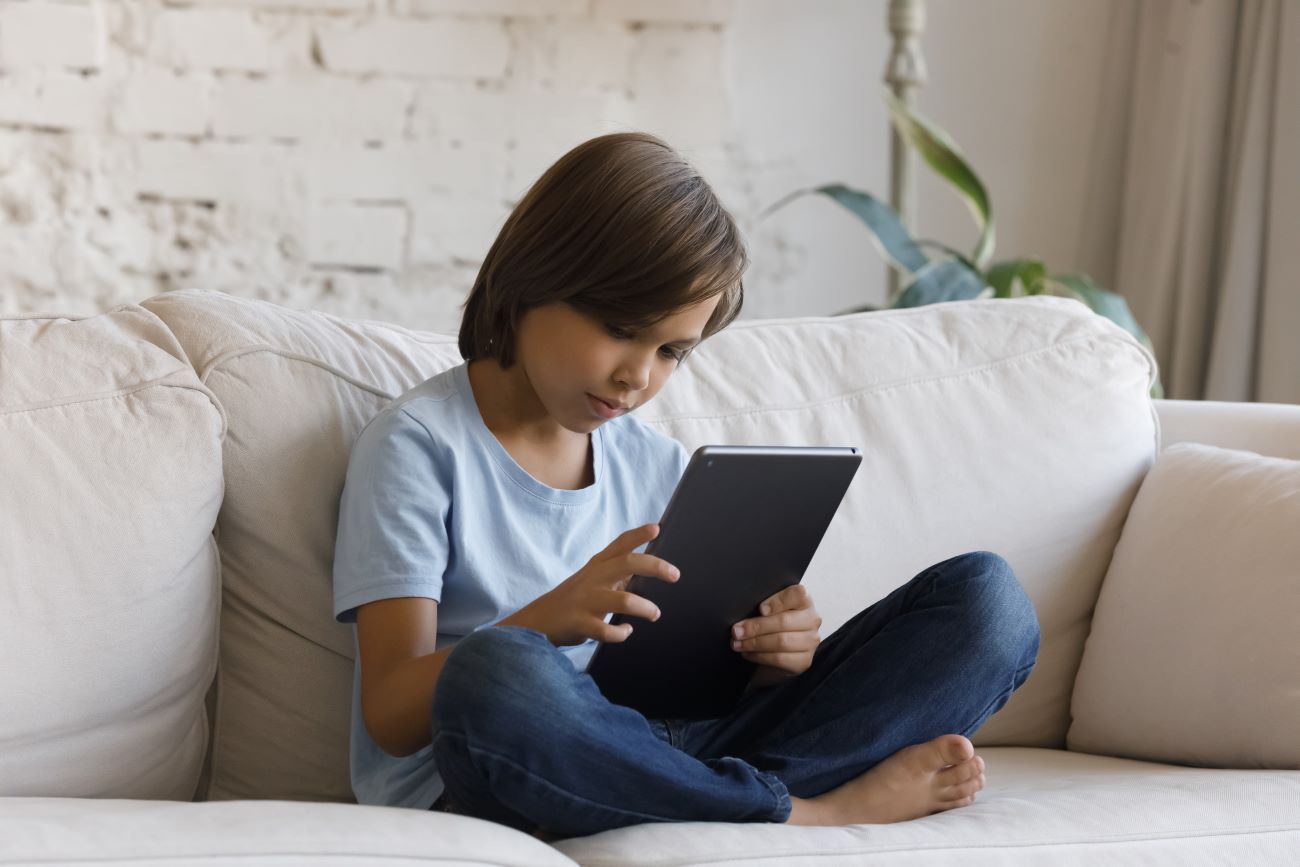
[604, 411, 689, 466]
[387, 361, 462, 414]
[353, 364, 468, 453]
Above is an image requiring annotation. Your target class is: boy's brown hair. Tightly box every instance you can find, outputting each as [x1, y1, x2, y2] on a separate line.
[458, 131, 747, 367]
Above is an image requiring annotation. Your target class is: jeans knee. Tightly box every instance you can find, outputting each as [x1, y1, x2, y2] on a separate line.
[432, 625, 561, 736]
[950, 551, 1040, 669]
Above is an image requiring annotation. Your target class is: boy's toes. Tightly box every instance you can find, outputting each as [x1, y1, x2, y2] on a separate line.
[936, 759, 981, 787]
[939, 772, 983, 800]
[932, 734, 975, 767]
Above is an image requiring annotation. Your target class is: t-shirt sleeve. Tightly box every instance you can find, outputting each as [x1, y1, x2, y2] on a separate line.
[655, 436, 692, 518]
[332, 407, 451, 624]
[672, 438, 691, 480]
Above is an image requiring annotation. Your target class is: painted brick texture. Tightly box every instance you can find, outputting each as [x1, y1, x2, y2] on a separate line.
[0, 0, 751, 332]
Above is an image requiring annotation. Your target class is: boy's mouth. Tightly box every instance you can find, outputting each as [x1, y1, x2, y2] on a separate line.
[587, 393, 628, 418]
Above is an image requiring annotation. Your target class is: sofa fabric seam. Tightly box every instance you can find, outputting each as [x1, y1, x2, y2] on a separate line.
[191, 334, 1146, 432]
[653, 334, 1150, 424]
[0, 376, 228, 442]
[197, 346, 405, 403]
[566, 823, 1300, 867]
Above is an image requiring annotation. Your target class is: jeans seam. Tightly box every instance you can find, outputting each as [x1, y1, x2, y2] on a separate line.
[750, 564, 944, 750]
[752, 767, 793, 822]
[959, 659, 1037, 739]
[741, 628, 876, 759]
[441, 727, 768, 827]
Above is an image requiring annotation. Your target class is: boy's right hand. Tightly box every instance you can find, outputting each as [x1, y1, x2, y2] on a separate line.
[510, 523, 680, 647]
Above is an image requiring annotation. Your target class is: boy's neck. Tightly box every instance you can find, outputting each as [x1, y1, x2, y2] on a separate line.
[465, 358, 580, 447]
[465, 358, 595, 491]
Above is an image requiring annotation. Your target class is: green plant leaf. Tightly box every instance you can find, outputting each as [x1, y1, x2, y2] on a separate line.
[805, 184, 930, 274]
[1046, 273, 1165, 399]
[883, 88, 995, 270]
[891, 258, 989, 308]
[986, 258, 1047, 298]
[833, 302, 883, 315]
[1047, 273, 1143, 336]
[916, 240, 980, 272]
[758, 184, 930, 276]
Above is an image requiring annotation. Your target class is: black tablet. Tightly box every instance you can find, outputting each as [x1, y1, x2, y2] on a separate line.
[584, 444, 862, 720]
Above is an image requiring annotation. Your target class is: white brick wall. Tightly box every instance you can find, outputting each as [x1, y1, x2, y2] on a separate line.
[307, 203, 407, 270]
[314, 17, 510, 78]
[593, 0, 735, 25]
[0, 3, 1129, 329]
[0, 0, 749, 330]
[211, 76, 413, 139]
[0, 1, 105, 69]
[114, 71, 211, 136]
[146, 8, 310, 72]
[0, 72, 108, 131]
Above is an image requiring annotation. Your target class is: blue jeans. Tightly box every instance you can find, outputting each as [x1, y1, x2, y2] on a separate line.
[430, 550, 1040, 838]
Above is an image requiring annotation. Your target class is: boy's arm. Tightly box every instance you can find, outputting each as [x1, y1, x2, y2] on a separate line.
[357, 596, 452, 758]
[357, 592, 569, 757]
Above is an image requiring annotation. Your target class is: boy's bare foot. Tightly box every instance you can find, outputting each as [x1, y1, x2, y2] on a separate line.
[786, 734, 985, 826]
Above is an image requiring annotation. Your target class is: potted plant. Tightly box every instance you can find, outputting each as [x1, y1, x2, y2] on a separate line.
[762, 90, 1164, 399]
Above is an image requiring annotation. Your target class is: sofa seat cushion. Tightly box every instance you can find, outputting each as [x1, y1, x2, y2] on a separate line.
[553, 747, 1300, 866]
[0, 304, 224, 800]
[0, 797, 575, 866]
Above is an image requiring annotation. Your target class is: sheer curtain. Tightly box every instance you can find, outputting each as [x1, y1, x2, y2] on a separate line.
[1109, 0, 1297, 403]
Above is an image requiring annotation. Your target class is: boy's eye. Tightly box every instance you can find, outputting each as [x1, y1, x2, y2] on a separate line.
[606, 324, 684, 362]
[659, 346, 684, 362]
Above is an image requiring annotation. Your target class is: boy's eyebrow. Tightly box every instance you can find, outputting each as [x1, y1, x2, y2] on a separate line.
[646, 323, 702, 346]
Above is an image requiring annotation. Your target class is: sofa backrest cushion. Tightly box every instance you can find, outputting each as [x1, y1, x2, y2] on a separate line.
[143, 289, 1158, 802]
[642, 298, 1159, 751]
[142, 289, 462, 801]
[0, 305, 224, 800]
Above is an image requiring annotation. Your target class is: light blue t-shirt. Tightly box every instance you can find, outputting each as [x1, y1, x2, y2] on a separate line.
[332, 359, 689, 810]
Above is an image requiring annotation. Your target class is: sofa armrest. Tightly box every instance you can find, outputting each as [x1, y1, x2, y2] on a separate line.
[1154, 398, 1300, 460]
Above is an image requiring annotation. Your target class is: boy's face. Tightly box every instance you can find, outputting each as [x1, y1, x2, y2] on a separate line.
[516, 293, 722, 433]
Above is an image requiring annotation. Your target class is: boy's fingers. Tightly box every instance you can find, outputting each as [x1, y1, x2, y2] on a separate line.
[624, 552, 680, 583]
[778, 584, 812, 611]
[599, 523, 659, 560]
[760, 583, 810, 617]
[602, 589, 661, 623]
[733, 629, 819, 653]
[599, 620, 635, 643]
[733, 607, 818, 639]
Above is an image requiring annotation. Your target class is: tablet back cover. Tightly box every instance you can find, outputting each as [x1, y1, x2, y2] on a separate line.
[585, 445, 860, 719]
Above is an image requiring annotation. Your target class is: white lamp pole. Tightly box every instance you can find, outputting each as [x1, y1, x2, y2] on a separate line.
[884, 0, 926, 301]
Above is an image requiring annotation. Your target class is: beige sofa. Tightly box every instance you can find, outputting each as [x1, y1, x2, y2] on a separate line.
[2, 288, 1297, 866]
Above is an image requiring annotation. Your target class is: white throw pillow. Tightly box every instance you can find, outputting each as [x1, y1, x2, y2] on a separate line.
[0, 305, 223, 799]
[1067, 442, 1300, 769]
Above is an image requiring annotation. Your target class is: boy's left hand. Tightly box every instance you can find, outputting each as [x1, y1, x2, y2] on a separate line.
[730, 584, 822, 676]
